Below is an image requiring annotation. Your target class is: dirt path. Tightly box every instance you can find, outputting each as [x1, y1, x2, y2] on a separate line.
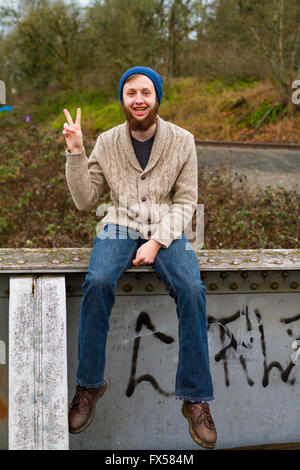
[197, 144, 300, 193]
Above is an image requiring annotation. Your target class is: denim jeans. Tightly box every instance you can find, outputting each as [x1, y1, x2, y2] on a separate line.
[76, 224, 214, 402]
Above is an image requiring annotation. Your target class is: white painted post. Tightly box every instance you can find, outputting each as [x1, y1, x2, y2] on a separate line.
[9, 275, 69, 450]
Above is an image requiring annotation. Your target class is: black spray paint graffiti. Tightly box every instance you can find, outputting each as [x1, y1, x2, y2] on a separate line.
[208, 308, 300, 387]
[125, 308, 300, 397]
[126, 311, 175, 398]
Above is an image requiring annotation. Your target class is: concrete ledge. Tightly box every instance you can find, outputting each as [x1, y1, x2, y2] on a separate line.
[0, 248, 299, 273]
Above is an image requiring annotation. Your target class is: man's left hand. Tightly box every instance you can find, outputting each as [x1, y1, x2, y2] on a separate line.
[132, 240, 162, 266]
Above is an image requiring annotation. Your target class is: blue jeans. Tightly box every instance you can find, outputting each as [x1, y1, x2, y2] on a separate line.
[76, 224, 214, 402]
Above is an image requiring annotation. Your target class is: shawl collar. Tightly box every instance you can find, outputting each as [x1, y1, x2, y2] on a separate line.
[121, 115, 167, 174]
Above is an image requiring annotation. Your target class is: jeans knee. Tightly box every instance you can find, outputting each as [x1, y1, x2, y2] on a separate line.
[85, 271, 114, 291]
[178, 279, 206, 298]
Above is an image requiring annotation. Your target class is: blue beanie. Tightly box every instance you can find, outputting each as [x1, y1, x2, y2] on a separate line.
[119, 66, 163, 105]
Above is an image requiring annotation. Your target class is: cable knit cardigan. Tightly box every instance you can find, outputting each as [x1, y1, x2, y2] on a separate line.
[65, 116, 198, 248]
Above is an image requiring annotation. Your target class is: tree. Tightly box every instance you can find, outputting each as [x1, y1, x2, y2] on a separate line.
[0, 0, 92, 91]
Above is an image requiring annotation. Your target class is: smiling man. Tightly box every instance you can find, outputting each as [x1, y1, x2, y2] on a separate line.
[63, 66, 217, 449]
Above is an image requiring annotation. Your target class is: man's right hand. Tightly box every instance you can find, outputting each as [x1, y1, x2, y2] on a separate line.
[63, 108, 83, 154]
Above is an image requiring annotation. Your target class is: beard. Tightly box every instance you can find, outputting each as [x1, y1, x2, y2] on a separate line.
[122, 100, 159, 131]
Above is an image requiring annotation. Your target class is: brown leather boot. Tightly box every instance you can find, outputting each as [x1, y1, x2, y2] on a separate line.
[69, 383, 107, 434]
[182, 401, 217, 449]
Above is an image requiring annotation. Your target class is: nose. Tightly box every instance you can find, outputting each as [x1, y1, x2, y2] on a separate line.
[134, 91, 144, 103]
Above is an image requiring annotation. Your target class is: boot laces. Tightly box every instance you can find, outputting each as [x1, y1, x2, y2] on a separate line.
[191, 403, 215, 430]
[70, 387, 92, 410]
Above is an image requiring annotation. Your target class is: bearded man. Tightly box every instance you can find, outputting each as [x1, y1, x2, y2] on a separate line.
[63, 66, 217, 449]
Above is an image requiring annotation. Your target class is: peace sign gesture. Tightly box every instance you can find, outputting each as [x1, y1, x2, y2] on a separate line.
[62, 107, 83, 154]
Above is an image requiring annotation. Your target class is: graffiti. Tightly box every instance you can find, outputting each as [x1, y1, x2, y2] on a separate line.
[208, 308, 256, 387]
[208, 308, 300, 387]
[121, 305, 300, 397]
[126, 311, 175, 397]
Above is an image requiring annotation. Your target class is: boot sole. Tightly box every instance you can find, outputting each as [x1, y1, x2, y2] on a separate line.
[69, 383, 107, 434]
[181, 403, 216, 450]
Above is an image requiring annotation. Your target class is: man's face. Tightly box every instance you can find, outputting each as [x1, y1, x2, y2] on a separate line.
[122, 74, 159, 131]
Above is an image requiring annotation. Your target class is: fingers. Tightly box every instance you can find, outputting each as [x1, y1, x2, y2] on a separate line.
[63, 108, 74, 126]
[132, 253, 152, 265]
[62, 122, 74, 136]
[75, 107, 81, 125]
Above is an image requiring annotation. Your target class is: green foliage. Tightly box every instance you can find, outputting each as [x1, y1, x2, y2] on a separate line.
[206, 77, 259, 94]
[163, 81, 184, 102]
[93, 103, 124, 132]
[249, 102, 286, 127]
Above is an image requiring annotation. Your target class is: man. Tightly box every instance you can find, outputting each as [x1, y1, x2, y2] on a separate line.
[63, 66, 217, 449]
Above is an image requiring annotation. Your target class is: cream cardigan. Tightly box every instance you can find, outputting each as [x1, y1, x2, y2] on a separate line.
[65, 116, 198, 248]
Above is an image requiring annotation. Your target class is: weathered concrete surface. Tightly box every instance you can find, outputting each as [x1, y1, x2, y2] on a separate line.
[0, 248, 299, 272]
[9, 275, 68, 450]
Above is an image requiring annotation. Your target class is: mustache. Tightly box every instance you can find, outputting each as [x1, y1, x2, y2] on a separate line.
[122, 101, 159, 131]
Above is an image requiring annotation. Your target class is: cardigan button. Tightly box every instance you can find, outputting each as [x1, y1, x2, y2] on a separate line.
[141, 175, 146, 180]
[148, 231, 151, 236]
[141, 196, 147, 202]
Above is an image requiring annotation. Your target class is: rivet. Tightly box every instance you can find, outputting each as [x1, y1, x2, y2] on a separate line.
[145, 284, 154, 292]
[261, 271, 268, 278]
[290, 281, 299, 290]
[250, 282, 259, 290]
[281, 271, 289, 278]
[135, 273, 143, 280]
[123, 283, 132, 292]
[270, 282, 279, 290]
[230, 282, 238, 290]
[241, 271, 248, 279]
[209, 283, 218, 291]
[66, 285, 75, 293]
[220, 272, 228, 279]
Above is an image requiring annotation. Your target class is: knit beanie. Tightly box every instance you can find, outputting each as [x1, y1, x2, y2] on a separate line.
[119, 66, 163, 105]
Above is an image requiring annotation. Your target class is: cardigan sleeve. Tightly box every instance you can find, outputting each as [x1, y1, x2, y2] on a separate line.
[65, 136, 107, 211]
[150, 133, 198, 249]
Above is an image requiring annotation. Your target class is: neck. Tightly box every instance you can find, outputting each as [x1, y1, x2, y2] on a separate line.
[130, 121, 157, 142]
